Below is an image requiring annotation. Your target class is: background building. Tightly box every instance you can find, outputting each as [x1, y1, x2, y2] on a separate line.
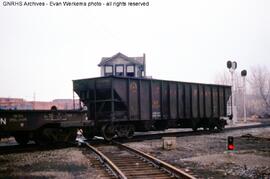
[0, 98, 79, 110]
[98, 52, 146, 78]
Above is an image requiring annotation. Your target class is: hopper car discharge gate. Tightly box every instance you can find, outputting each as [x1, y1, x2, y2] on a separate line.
[73, 76, 232, 141]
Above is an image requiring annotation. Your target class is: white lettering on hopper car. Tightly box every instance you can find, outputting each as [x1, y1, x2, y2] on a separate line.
[0, 118, 7, 125]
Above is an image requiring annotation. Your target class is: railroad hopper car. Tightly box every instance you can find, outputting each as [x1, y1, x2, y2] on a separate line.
[0, 109, 88, 145]
[73, 76, 232, 140]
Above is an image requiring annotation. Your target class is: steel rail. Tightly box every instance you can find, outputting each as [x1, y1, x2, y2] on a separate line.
[114, 122, 270, 143]
[113, 141, 196, 179]
[85, 142, 127, 179]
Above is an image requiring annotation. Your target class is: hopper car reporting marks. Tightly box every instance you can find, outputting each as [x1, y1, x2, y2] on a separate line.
[73, 76, 232, 141]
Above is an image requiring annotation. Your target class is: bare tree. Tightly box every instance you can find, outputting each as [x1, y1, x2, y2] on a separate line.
[214, 70, 245, 117]
[215, 66, 270, 118]
[249, 66, 270, 115]
[214, 70, 231, 85]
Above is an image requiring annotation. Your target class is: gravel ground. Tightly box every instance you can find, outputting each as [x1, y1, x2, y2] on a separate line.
[127, 127, 270, 178]
[0, 126, 269, 178]
[0, 147, 104, 179]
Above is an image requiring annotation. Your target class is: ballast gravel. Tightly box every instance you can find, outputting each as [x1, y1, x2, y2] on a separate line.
[0, 125, 270, 178]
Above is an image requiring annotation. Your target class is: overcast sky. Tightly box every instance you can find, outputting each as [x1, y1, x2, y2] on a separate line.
[0, 0, 270, 101]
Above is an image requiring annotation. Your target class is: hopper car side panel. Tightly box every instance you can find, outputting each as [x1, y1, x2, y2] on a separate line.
[151, 81, 161, 120]
[129, 80, 139, 120]
[191, 84, 199, 119]
[177, 83, 184, 119]
[204, 85, 212, 118]
[169, 83, 177, 119]
[73, 77, 232, 123]
[184, 84, 191, 119]
[161, 81, 169, 120]
[198, 85, 204, 118]
[140, 80, 151, 120]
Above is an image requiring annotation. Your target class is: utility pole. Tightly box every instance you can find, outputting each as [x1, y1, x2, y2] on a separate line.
[241, 70, 247, 122]
[227, 61, 237, 125]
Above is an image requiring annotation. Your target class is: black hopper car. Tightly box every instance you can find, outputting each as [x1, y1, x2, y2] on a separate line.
[73, 76, 232, 140]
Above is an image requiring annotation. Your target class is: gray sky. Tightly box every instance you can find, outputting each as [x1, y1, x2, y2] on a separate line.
[0, 0, 270, 101]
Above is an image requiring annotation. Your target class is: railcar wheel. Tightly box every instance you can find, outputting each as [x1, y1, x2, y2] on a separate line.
[34, 128, 58, 145]
[192, 123, 198, 132]
[125, 126, 135, 139]
[209, 125, 215, 132]
[34, 130, 52, 145]
[101, 125, 115, 141]
[14, 133, 30, 145]
[34, 128, 77, 145]
[192, 127, 198, 132]
[217, 123, 225, 131]
[65, 128, 78, 142]
[216, 120, 226, 131]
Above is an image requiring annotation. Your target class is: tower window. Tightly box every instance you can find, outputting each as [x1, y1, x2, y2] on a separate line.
[126, 65, 135, 77]
[115, 65, 124, 76]
[104, 65, 113, 76]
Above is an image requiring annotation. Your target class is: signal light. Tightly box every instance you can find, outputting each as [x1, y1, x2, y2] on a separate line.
[241, 70, 247, 77]
[227, 61, 232, 69]
[227, 136, 234, 150]
[228, 144, 234, 150]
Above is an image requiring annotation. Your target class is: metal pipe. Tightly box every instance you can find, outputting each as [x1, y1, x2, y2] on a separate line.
[243, 76, 247, 122]
[230, 69, 237, 124]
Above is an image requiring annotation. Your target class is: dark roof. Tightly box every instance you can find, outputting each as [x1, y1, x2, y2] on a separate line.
[98, 52, 144, 66]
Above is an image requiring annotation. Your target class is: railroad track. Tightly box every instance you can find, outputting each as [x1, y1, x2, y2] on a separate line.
[1, 122, 269, 153]
[115, 122, 270, 143]
[84, 141, 196, 179]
